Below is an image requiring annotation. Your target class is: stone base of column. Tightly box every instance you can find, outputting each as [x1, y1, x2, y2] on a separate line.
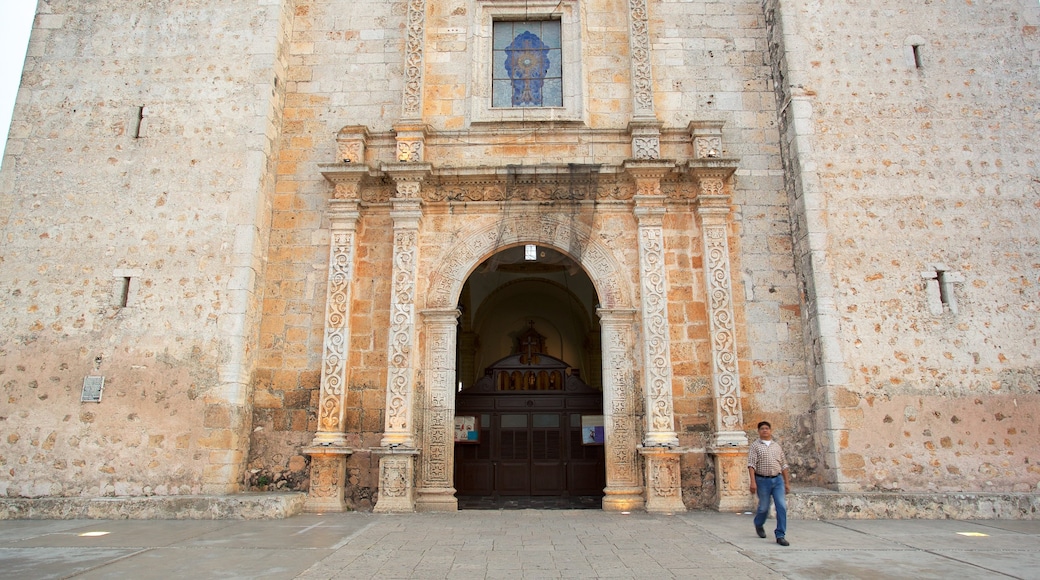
[302, 446, 353, 513]
[638, 447, 686, 514]
[710, 445, 755, 512]
[372, 447, 419, 513]
[602, 486, 645, 512]
[415, 486, 458, 512]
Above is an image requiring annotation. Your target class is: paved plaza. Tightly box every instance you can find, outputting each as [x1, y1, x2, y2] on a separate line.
[1, 510, 1038, 579]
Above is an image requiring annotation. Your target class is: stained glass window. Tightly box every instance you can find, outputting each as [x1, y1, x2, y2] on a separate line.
[492, 20, 563, 108]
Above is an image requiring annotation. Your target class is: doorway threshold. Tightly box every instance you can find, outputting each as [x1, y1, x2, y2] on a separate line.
[458, 496, 603, 510]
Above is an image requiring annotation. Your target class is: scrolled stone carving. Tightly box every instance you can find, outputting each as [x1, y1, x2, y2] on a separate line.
[703, 224, 743, 431]
[394, 181, 422, 199]
[628, 0, 655, 116]
[317, 230, 354, 433]
[699, 177, 724, 196]
[384, 225, 419, 437]
[636, 223, 676, 436]
[402, 0, 426, 119]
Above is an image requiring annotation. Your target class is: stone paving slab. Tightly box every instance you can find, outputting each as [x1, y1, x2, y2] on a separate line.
[0, 511, 1035, 579]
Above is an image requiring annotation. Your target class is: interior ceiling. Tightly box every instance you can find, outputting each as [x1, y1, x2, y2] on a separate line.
[465, 245, 598, 318]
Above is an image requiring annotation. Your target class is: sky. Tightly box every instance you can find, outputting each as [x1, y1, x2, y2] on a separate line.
[0, 0, 37, 158]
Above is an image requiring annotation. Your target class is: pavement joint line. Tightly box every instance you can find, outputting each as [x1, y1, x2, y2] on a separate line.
[328, 519, 378, 550]
[294, 520, 327, 535]
[59, 547, 153, 580]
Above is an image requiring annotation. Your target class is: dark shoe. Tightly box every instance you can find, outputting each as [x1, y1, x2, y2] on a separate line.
[755, 526, 766, 538]
[776, 537, 790, 546]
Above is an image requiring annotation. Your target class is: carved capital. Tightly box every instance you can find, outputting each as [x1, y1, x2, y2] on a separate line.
[393, 123, 429, 163]
[320, 164, 371, 200]
[336, 125, 370, 164]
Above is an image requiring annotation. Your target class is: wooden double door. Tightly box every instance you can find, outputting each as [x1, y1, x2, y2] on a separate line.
[455, 392, 606, 498]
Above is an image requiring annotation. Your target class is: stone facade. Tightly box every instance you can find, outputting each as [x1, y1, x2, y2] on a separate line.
[0, 0, 1036, 517]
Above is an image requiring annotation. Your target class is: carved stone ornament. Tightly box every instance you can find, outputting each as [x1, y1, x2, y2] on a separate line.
[338, 142, 363, 164]
[639, 447, 686, 513]
[599, 308, 645, 511]
[415, 308, 461, 512]
[397, 140, 424, 163]
[302, 446, 352, 513]
[402, 0, 426, 119]
[372, 448, 419, 513]
[627, 0, 655, 117]
[425, 214, 632, 311]
[633, 136, 660, 160]
[384, 227, 419, 440]
[699, 177, 724, 197]
[634, 201, 678, 446]
[695, 136, 723, 159]
[335, 125, 369, 164]
[704, 224, 743, 433]
[315, 224, 355, 441]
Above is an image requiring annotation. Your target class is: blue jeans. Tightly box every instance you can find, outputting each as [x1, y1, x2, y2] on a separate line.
[753, 474, 787, 539]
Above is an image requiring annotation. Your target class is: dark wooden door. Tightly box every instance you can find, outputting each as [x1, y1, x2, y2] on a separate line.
[456, 408, 605, 498]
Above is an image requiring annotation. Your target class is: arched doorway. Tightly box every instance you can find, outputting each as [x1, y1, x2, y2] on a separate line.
[415, 214, 644, 513]
[454, 246, 604, 508]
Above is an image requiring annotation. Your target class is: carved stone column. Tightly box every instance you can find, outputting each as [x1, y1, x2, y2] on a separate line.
[626, 161, 679, 448]
[598, 308, 644, 512]
[372, 163, 430, 513]
[304, 161, 368, 512]
[696, 174, 752, 511]
[626, 160, 686, 513]
[416, 308, 461, 512]
[695, 186, 748, 447]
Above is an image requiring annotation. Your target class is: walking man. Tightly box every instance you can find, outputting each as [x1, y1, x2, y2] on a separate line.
[748, 421, 790, 546]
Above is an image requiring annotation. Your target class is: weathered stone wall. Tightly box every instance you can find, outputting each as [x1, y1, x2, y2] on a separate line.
[0, 0, 291, 498]
[766, 0, 1040, 492]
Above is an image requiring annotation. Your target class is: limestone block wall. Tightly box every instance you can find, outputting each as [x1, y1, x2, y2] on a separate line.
[767, 0, 1040, 492]
[0, 0, 291, 498]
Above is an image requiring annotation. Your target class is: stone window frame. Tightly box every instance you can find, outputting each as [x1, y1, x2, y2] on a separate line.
[471, 0, 584, 124]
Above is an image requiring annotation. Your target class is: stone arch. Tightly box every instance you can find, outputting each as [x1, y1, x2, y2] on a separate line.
[415, 212, 644, 512]
[425, 214, 634, 311]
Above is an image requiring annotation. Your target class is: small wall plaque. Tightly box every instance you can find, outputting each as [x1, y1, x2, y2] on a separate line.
[81, 376, 105, 403]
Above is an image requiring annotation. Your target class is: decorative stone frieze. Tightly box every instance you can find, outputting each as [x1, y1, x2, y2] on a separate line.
[415, 308, 461, 512]
[626, 160, 680, 448]
[598, 308, 645, 512]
